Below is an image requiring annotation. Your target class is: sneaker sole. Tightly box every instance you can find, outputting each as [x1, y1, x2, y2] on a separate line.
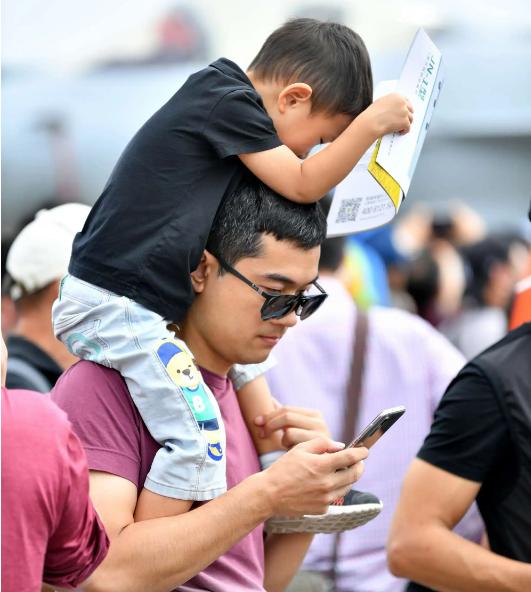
[266, 501, 383, 534]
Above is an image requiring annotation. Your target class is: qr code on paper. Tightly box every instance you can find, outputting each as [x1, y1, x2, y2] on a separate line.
[336, 198, 362, 224]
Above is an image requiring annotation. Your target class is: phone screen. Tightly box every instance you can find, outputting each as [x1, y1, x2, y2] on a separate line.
[349, 406, 406, 449]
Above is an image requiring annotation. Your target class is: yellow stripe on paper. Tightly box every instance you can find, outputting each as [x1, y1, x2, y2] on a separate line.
[367, 139, 402, 209]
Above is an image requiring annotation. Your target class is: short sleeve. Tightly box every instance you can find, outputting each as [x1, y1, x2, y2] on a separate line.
[52, 361, 144, 488]
[417, 365, 511, 483]
[43, 429, 109, 588]
[203, 89, 282, 158]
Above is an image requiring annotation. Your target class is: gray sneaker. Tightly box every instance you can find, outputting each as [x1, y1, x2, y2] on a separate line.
[265, 489, 383, 534]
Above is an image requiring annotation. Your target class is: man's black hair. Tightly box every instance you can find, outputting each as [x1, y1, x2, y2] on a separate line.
[248, 18, 373, 118]
[206, 175, 326, 269]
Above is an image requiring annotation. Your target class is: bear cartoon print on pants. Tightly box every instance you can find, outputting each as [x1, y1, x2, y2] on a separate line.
[155, 338, 224, 462]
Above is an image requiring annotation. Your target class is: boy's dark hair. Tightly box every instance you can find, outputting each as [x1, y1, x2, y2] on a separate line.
[206, 175, 326, 269]
[248, 18, 373, 117]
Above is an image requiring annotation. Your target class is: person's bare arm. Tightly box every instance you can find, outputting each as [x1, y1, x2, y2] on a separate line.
[82, 438, 366, 592]
[263, 533, 314, 592]
[237, 375, 284, 455]
[239, 93, 413, 203]
[260, 404, 336, 592]
[388, 459, 531, 592]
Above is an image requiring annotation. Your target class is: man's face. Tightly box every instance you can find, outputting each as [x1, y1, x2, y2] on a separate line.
[185, 234, 321, 375]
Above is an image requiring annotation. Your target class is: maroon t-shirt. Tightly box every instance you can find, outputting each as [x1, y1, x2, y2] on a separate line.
[1, 387, 109, 591]
[52, 360, 265, 591]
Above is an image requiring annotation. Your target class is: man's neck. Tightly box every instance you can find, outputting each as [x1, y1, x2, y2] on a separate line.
[14, 312, 78, 371]
[178, 321, 232, 378]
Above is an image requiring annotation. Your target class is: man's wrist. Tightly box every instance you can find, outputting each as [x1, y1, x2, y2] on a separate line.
[241, 471, 278, 521]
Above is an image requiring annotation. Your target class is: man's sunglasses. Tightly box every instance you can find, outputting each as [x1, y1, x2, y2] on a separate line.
[216, 255, 327, 321]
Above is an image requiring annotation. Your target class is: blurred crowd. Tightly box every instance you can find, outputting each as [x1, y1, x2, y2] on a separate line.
[342, 200, 530, 358]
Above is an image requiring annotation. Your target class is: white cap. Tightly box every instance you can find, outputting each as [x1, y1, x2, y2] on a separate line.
[6, 203, 91, 300]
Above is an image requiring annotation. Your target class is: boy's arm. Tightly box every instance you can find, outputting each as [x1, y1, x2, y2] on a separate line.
[236, 375, 333, 456]
[236, 375, 284, 455]
[261, 403, 335, 592]
[264, 533, 314, 592]
[240, 93, 413, 203]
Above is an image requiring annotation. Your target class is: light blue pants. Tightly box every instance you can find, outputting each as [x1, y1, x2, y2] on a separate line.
[53, 274, 229, 500]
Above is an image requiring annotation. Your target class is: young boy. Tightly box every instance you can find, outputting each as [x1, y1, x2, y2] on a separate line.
[53, 18, 412, 530]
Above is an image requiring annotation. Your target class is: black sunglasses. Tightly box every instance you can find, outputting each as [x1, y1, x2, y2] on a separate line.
[216, 255, 327, 321]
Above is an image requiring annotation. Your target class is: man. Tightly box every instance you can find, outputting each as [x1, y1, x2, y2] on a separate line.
[1, 336, 109, 590]
[265, 232, 482, 592]
[388, 323, 531, 591]
[52, 178, 368, 592]
[4, 203, 90, 391]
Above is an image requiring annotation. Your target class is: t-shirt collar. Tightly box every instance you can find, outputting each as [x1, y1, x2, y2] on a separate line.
[209, 57, 253, 87]
[199, 365, 231, 391]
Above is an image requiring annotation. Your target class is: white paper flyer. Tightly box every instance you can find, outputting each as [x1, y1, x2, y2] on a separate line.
[326, 29, 444, 237]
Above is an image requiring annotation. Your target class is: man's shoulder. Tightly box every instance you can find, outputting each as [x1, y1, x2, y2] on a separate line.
[51, 361, 152, 489]
[473, 322, 531, 365]
[369, 306, 460, 352]
[55, 360, 125, 389]
[52, 361, 130, 417]
[369, 305, 430, 332]
[368, 306, 465, 382]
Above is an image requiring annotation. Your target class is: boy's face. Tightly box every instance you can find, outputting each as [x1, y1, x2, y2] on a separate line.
[274, 107, 352, 159]
[184, 234, 321, 375]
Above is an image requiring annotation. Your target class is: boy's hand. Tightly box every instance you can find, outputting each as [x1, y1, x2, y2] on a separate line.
[361, 92, 414, 138]
[255, 405, 331, 448]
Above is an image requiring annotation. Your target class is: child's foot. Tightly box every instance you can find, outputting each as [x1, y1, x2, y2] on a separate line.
[265, 489, 383, 534]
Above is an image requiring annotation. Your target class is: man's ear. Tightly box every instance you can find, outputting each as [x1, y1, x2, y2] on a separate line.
[277, 83, 313, 114]
[190, 250, 217, 293]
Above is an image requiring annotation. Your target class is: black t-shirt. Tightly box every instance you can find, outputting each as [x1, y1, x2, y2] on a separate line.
[70, 58, 281, 321]
[417, 367, 513, 485]
[406, 367, 514, 592]
[414, 325, 531, 565]
[6, 335, 63, 392]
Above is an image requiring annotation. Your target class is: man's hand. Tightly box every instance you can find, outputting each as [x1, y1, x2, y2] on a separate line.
[360, 92, 414, 138]
[260, 437, 367, 517]
[254, 404, 330, 449]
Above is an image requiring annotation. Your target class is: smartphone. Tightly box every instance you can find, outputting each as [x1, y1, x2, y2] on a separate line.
[348, 406, 406, 449]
